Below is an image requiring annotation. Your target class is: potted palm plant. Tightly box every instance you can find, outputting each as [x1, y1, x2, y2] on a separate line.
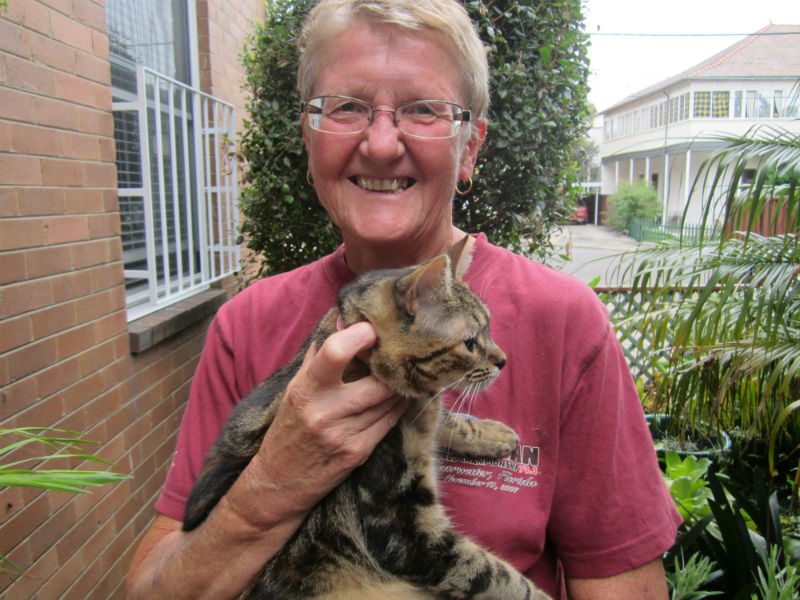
[612, 119, 800, 491]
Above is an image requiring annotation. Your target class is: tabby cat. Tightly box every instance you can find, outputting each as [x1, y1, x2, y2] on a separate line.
[183, 236, 549, 600]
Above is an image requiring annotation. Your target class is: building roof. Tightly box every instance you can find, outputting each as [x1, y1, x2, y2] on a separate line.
[603, 23, 800, 113]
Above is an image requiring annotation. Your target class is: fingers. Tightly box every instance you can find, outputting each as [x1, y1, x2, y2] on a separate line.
[305, 322, 377, 387]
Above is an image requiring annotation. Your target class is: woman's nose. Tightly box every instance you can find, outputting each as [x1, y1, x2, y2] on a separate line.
[359, 111, 405, 163]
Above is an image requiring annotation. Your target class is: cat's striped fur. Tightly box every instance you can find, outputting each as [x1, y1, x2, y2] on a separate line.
[182, 236, 549, 599]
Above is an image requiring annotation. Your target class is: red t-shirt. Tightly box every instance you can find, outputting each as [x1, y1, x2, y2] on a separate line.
[156, 233, 681, 598]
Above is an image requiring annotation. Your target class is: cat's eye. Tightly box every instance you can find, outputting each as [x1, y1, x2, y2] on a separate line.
[464, 337, 478, 352]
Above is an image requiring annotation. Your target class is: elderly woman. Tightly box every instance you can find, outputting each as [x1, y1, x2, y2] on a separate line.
[127, 0, 680, 598]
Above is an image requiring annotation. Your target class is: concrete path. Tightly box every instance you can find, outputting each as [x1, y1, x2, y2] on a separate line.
[550, 225, 641, 287]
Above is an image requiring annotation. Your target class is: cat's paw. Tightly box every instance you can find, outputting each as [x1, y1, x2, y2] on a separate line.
[439, 416, 520, 459]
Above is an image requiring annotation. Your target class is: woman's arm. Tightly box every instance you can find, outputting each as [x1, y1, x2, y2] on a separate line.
[567, 558, 668, 600]
[126, 323, 408, 599]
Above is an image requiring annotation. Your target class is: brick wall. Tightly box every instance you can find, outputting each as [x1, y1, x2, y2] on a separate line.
[0, 1, 264, 597]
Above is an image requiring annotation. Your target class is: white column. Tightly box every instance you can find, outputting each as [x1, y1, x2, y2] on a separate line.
[684, 148, 692, 212]
[663, 153, 670, 223]
[629, 158, 634, 183]
[615, 160, 620, 190]
[645, 157, 651, 187]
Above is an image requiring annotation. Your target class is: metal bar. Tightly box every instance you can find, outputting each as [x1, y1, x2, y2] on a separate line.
[202, 96, 215, 279]
[181, 87, 196, 285]
[136, 66, 159, 308]
[168, 81, 184, 293]
[193, 90, 209, 283]
[153, 74, 171, 300]
[213, 101, 224, 280]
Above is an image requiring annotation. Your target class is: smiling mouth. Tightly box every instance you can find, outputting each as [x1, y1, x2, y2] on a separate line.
[352, 176, 415, 193]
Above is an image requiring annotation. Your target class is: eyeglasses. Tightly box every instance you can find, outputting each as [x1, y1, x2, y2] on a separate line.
[301, 95, 471, 140]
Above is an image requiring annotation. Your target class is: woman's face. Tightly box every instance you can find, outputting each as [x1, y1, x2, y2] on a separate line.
[303, 20, 485, 258]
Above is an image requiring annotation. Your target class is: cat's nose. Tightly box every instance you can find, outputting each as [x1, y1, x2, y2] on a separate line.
[494, 357, 506, 370]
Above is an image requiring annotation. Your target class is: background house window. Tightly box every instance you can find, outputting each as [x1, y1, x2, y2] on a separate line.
[712, 91, 730, 118]
[693, 91, 711, 118]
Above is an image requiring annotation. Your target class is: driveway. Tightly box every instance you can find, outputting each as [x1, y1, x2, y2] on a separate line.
[550, 225, 641, 287]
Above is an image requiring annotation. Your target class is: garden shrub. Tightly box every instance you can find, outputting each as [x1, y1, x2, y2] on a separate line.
[608, 182, 660, 233]
[238, 0, 591, 277]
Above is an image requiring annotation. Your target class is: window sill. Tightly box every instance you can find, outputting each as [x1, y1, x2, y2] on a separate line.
[128, 289, 227, 354]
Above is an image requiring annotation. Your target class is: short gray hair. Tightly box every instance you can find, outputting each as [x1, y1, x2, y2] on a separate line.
[297, 0, 490, 123]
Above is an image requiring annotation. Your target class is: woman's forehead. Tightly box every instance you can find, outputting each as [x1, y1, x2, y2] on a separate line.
[310, 20, 465, 103]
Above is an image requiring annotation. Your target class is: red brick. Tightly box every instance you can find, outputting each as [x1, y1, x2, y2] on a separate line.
[77, 340, 117, 378]
[0, 154, 42, 186]
[75, 51, 110, 85]
[36, 355, 83, 399]
[6, 337, 59, 381]
[31, 301, 78, 338]
[20, 2, 52, 35]
[74, 289, 121, 323]
[51, 269, 92, 303]
[40, 157, 84, 187]
[56, 71, 103, 107]
[10, 122, 63, 156]
[0, 250, 27, 284]
[0, 316, 33, 353]
[87, 212, 121, 238]
[5, 53, 58, 96]
[57, 323, 96, 359]
[35, 96, 81, 131]
[0, 218, 48, 251]
[26, 247, 71, 280]
[93, 311, 127, 344]
[43, 214, 90, 244]
[91, 30, 110, 60]
[0, 278, 52, 319]
[0, 86, 37, 122]
[17, 187, 66, 216]
[78, 106, 113, 136]
[0, 16, 27, 57]
[38, 0, 72, 14]
[71, 238, 110, 268]
[0, 120, 11, 152]
[64, 188, 105, 214]
[90, 263, 123, 292]
[72, 1, 107, 33]
[82, 161, 117, 187]
[61, 131, 102, 161]
[50, 11, 94, 54]
[0, 187, 19, 217]
[29, 31, 76, 73]
[0, 375, 38, 421]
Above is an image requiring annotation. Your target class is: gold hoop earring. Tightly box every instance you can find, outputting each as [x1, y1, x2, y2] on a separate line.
[455, 177, 473, 197]
[306, 170, 315, 187]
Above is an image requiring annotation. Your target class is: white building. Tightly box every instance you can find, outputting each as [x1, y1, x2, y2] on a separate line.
[598, 24, 800, 225]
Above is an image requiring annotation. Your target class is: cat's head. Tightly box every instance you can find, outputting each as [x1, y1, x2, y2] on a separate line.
[338, 236, 506, 400]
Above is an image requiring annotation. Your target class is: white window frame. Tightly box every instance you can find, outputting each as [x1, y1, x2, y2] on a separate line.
[113, 66, 239, 321]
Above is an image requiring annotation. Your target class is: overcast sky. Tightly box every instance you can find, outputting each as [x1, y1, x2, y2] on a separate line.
[584, 0, 799, 111]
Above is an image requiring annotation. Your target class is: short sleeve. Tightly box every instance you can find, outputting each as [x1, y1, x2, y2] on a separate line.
[547, 323, 682, 578]
[155, 316, 239, 521]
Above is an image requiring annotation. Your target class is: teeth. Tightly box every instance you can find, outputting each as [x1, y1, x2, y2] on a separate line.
[356, 177, 409, 192]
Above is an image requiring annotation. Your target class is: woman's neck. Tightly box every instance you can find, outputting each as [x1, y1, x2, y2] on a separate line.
[343, 227, 466, 273]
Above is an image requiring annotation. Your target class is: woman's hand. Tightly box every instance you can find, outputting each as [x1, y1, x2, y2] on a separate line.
[229, 320, 408, 525]
[127, 321, 407, 600]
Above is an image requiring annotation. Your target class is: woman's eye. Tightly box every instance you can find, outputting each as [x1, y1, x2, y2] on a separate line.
[464, 337, 477, 352]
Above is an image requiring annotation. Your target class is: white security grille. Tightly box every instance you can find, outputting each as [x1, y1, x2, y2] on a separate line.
[112, 66, 239, 321]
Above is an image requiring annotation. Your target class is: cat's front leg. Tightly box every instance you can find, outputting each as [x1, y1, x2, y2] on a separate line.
[439, 414, 519, 459]
[426, 533, 551, 600]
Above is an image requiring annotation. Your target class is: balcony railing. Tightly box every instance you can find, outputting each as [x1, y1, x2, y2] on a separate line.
[112, 66, 239, 321]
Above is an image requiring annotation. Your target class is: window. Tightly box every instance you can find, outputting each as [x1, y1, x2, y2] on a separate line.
[108, 0, 239, 320]
[773, 90, 783, 118]
[693, 91, 711, 118]
[734, 91, 743, 118]
[712, 91, 730, 118]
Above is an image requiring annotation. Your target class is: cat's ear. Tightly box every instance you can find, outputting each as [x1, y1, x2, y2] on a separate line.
[447, 235, 475, 281]
[396, 255, 451, 316]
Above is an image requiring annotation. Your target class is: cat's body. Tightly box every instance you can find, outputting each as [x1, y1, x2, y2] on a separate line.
[183, 237, 549, 599]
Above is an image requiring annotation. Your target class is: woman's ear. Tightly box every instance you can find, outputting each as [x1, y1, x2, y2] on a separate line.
[458, 118, 487, 181]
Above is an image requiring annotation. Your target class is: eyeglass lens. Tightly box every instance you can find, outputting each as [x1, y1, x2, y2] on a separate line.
[306, 96, 465, 138]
